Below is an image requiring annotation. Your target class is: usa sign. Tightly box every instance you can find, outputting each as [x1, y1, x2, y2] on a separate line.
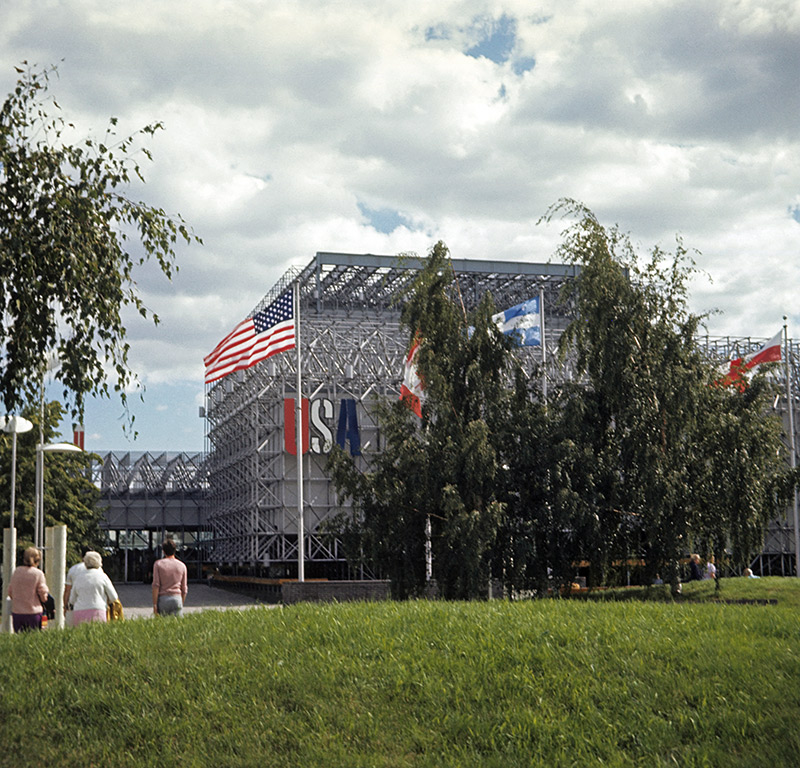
[284, 398, 361, 456]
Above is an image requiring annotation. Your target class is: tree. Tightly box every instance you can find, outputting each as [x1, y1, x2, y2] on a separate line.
[693, 375, 791, 588]
[490, 367, 550, 595]
[330, 205, 792, 599]
[0, 400, 103, 565]
[0, 63, 200, 422]
[544, 199, 791, 592]
[501, 376, 626, 593]
[329, 242, 513, 599]
[546, 200, 714, 592]
[327, 395, 433, 598]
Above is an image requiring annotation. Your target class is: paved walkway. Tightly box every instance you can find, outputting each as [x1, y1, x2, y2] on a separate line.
[115, 582, 271, 619]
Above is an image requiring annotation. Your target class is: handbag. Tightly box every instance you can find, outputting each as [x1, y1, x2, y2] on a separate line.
[41, 594, 56, 620]
[107, 599, 124, 621]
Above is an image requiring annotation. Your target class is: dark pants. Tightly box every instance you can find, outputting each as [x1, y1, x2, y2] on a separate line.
[12, 613, 43, 632]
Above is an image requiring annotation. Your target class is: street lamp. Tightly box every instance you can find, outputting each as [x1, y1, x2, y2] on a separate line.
[34, 442, 84, 549]
[2, 415, 34, 634]
[1, 415, 34, 529]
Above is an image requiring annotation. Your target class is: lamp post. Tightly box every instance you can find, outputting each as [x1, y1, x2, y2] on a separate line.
[34, 442, 84, 550]
[2, 415, 34, 529]
[2, 415, 34, 633]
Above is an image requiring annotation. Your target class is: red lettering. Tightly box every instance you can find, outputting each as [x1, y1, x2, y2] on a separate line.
[283, 398, 310, 455]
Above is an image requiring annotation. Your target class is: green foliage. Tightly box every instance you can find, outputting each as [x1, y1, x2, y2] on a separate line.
[329, 242, 515, 599]
[501, 378, 612, 593]
[694, 378, 792, 582]
[0, 63, 201, 422]
[0, 400, 103, 562]
[327, 400, 432, 599]
[543, 199, 791, 592]
[0, 598, 799, 766]
[332, 204, 793, 599]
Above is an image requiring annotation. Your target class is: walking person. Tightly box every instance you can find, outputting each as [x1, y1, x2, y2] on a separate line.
[152, 539, 188, 617]
[7, 547, 49, 633]
[70, 551, 118, 626]
[63, 548, 89, 627]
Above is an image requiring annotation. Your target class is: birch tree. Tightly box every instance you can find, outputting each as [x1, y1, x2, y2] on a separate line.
[0, 63, 200, 421]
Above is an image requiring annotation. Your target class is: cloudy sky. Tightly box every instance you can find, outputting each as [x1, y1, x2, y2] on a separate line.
[3, 0, 799, 452]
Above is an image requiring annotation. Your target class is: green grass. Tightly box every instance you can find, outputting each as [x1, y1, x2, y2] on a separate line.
[1, 584, 799, 767]
[582, 574, 800, 608]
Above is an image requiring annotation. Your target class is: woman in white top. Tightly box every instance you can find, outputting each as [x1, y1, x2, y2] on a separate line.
[70, 551, 118, 626]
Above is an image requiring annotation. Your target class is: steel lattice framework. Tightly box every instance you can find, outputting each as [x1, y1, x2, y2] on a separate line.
[94, 451, 208, 528]
[92, 451, 210, 581]
[203, 252, 800, 577]
[204, 253, 576, 574]
[697, 335, 800, 575]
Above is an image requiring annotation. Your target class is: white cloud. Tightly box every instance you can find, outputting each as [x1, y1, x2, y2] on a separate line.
[3, 0, 799, 450]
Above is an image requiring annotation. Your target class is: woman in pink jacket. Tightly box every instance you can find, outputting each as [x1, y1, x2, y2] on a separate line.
[7, 546, 49, 633]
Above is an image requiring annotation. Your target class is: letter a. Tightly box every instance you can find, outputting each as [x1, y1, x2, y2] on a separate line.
[336, 399, 361, 456]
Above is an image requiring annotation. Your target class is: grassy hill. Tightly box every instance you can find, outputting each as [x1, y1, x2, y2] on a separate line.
[1, 577, 799, 767]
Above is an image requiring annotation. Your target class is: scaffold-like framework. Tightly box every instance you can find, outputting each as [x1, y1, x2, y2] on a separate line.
[93, 451, 209, 581]
[204, 253, 577, 575]
[95, 451, 208, 526]
[697, 335, 800, 575]
[203, 252, 800, 577]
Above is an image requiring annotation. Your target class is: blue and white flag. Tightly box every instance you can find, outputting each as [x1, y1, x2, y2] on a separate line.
[492, 297, 541, 347]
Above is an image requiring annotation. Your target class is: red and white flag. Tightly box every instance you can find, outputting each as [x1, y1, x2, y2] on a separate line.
[400, 336, 425, 417]
[718, 330, 782, 390]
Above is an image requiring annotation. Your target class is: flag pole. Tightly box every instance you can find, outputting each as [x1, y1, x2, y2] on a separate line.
[539, 286, 547, 400]
[425, 514, 432, 582]
[784, 320, 800, 578]
[295, 280, 305, 582]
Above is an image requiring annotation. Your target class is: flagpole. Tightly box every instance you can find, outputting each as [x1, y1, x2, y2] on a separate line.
[539, 286, 547, 400]
[784, 320, 800, 578]
[295, 280, 305, 583]
[425, 514, 432, 582]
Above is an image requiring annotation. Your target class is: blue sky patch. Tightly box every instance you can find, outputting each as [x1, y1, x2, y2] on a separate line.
[466, 14, 517, 64]
[791, 205, 800, 224]
[512, 56, 536, 75]
[358, 202, 412, 234]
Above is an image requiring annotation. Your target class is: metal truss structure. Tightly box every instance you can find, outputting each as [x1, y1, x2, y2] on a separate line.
[203, 252, 800, 578]
[92, 451, 209, 582]
[696, 336, 800, 576]
[203, 253, 576, 575]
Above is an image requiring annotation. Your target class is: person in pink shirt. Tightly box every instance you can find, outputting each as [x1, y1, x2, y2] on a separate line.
[152, 539, 188, 617]
[7, 546, 49, 632]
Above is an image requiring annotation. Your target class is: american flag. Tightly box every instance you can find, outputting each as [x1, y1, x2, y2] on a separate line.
[204, 290, 295, 384]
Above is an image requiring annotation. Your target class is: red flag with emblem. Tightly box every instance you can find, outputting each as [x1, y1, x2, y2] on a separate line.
[718, 331, 782, 390]
[400, 336, 425, 417]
